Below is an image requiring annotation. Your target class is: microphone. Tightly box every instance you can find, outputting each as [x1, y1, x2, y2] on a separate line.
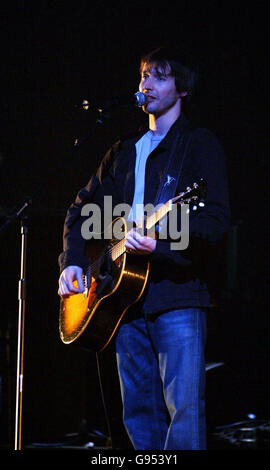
[77, 92, 146, 111]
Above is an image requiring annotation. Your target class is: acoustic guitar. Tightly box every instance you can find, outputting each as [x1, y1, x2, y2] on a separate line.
[59, 179, 206, 351]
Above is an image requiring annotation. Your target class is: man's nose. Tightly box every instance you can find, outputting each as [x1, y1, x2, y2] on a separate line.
[143, 76, 153, 91]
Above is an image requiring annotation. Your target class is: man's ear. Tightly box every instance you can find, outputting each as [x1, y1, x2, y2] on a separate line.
[179, 91, 188, 98]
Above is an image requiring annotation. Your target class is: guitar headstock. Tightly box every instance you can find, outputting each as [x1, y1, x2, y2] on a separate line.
[172, 178, 207, 209]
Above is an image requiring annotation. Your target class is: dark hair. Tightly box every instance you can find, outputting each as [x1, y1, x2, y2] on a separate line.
[140, 46, 198, 98]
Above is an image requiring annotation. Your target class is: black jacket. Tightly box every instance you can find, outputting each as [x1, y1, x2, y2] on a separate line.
[58, 114, 230, 314]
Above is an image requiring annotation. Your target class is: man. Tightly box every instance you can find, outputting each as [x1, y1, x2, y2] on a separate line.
[58, 46, 230, 450]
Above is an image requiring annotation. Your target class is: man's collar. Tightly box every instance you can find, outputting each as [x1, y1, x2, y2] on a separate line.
[158, 114, 190, 147]
[125, 113, 190, 146]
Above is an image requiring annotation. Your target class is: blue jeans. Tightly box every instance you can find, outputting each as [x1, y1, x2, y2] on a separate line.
[115, 308, 207, 450]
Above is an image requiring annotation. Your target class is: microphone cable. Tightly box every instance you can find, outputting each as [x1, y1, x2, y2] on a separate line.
[95, 351, 113, 448]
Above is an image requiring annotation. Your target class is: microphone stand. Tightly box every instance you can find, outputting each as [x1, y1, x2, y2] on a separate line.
[0, 105, 109, 450]
[14, 210, 29, 450]
[0, 197, 32, 451]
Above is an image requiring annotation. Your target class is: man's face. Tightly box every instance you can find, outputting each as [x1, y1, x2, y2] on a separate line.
[139, 62, 181, 117]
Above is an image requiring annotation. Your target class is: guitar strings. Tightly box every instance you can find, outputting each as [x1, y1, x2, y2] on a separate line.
[87, 238, 126, 276]
[86, 189, 199, 276]
[87, 202, 171, 275]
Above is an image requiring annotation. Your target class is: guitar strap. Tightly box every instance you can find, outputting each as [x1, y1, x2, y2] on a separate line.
[153, 122, 195, 207]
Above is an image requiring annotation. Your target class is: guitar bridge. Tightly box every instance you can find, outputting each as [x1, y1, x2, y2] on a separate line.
[83, 274, 89, 299]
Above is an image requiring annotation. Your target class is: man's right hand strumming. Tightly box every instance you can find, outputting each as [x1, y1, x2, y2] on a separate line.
[58, 265, 85, 297]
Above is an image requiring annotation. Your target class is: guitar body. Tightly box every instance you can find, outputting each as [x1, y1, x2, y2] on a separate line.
[59, 217, 150, 351]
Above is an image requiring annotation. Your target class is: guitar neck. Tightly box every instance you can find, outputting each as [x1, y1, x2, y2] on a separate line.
[91, 178, 205, 267]
[145, 199, 172, 231]
[110, 200, 173, 262]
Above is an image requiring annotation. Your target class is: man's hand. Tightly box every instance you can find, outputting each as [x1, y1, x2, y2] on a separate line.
[124, 228, 157, 255]
[58, 265, 85, 296]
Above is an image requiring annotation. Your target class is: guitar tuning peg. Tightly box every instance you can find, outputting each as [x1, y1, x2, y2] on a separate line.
[199, 201, 205, 207]
[192, 205, 198, 211]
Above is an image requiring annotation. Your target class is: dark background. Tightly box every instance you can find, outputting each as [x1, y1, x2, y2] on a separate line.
[0, 1, 268, 449]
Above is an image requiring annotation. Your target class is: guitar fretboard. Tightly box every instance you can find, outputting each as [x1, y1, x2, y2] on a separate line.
[89, 179, 204, 271]
[145, 200, 172, 231]
[111, 238, 126, 262]
[110, 200, 172, 261]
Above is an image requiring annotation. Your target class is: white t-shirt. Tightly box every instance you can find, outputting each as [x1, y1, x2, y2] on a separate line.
[128, 131, 165, 223]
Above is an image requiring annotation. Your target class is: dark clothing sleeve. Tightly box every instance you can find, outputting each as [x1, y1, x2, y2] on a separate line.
[58, 141, 122, 273]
